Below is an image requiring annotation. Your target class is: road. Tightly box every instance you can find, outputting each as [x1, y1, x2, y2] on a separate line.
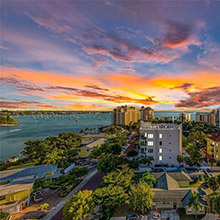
[43, 171, 104, 220]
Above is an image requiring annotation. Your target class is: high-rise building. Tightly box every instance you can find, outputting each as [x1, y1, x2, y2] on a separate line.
[195, 112, 215, 125]
[113, 106, 140, 126]
[215, 108, 220, 128]
[179, 113, 191, 122]
[160, 116, 175, 122]
[139, 121, 182, 166]
[140, 106, 154, 121]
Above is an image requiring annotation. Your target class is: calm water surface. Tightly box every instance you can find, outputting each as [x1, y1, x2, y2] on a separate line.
[0, 112, 196, 160]
[0, 113, 112, 160]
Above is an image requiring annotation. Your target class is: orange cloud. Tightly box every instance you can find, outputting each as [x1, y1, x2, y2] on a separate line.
[1, 66, 220, 110]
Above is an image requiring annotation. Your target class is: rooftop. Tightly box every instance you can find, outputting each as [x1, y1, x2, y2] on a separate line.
[0, 183, 33, 197]
[140, 121, 181, 130]
[81, 138, 106, 149]
[207, 133, 220, 142]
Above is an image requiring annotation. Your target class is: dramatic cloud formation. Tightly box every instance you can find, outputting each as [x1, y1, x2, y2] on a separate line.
[175, 87, 220, 108]
[1, 1, 220, 110]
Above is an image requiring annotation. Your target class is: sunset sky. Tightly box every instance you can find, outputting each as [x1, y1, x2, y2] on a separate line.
[1, 1, 220, 110]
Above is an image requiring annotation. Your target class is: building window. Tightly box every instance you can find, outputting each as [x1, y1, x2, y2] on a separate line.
[144, 133, 147, 137]
[159, 156, 162, 161]
[159, 141, 162, 145]
[148, 156, 154, 160]
[159, 134, 163, 138]
[217, 143, 219, 146]
[169, 149, 171, 152]
[148, 149, 153, 153]
[159, 148, 162, 153]
[169, 142, 171, 144]
[148, 134, 154, 138]
[169, 157, 171, 159]
[216, 155, 219, 158]
[148, 141, 154, 146]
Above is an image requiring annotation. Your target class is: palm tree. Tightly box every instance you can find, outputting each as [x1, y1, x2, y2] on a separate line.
[44, 149, 62, 183]
[188, 191, 203, 219]
[139, 157, 152, 166]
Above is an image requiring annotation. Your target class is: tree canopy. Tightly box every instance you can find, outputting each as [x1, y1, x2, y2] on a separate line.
[209, 191, 220, 214]
[63, 190, 94, 220]
[93, 185, 127, 220]
[129, 182, 154, 215]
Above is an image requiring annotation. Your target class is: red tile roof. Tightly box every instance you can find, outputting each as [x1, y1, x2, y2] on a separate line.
[208, 133, 220, 141]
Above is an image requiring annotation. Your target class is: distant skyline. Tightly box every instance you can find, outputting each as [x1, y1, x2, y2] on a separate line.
[1, 1, 220, 110]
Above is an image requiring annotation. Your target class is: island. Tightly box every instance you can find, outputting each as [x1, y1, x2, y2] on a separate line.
[0, 114, 19, 126]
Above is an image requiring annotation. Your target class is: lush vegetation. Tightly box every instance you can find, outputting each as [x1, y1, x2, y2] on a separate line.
[32, 167, 89, 197]
[209, 191, 220, 214]
[22, 132, 82, 167]
[63, 190, 94, 220]
[0, 212, 10, 220]
[63, 166, 154, 220]
[0, 114, 18, 125]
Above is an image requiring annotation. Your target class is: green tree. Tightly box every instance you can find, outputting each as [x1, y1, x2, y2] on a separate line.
[44, 149, 62, 182]
[140, 170, 156, 187]
[127, 150, 138, 157]
[63, 190, 94, 220]
[129, 182, 154, 215]
[187, 130, 207, 149]
[186, 143, 202, 166]
[93, 185, 127, 219]
[217, 174, 220, 185]
[102, 165, 134, 191]
[208, 176, 219, 191]
[96, 154, 120, 174]
[139, 157, 152, 166]
[188, 191, 203, 219]
[38, 203, 49, 211]
[209, 158, 216, 166]
[209, 191, 220, 214]
[177, 154, 184, 166]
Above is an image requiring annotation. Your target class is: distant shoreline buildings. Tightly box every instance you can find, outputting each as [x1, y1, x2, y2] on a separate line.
[113, 105, 154, 126]
[113, 105, 220, 127]
[195, 108, 220, 127]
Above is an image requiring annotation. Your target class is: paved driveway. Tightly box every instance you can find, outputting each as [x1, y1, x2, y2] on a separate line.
[148, 210, 179, 220]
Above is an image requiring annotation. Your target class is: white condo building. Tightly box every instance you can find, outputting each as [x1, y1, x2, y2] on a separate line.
[139, 121, 182, 166]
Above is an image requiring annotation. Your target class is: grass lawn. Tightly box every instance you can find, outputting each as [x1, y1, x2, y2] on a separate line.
[189, 181, 204, 188]
[7, 162, 36, 170]
[113, 204, 133, 217]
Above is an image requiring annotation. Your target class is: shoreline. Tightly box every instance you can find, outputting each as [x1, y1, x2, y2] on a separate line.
[0, 123, 19, 127]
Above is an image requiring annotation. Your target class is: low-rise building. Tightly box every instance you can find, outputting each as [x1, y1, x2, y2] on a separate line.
[139, 121, 182, 166]
[152, 171, 207, 215]
[78, 138, 106, 158]
[207, 133, 220, 164]
[0, 165, 57, 214]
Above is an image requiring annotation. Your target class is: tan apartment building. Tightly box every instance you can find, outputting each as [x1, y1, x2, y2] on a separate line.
[207, 133, 220, 164]
[195, 110, 216, 125]
[179, 113, 191, 122]
[140, 106, 154, 121]
[113, 106, 140, 126]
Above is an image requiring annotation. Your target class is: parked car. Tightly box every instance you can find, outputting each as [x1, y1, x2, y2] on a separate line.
[32, 191, 43, 202]
[126, 214, 137, 220]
